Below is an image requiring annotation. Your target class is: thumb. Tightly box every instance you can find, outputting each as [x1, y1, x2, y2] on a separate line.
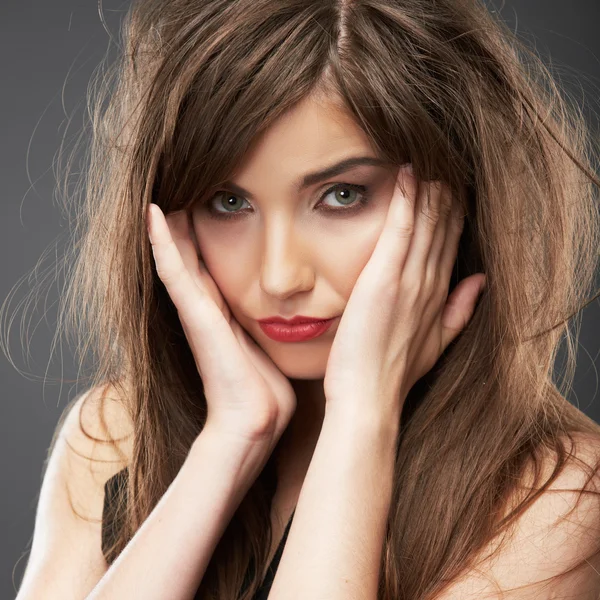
[440, 273, 486, 349]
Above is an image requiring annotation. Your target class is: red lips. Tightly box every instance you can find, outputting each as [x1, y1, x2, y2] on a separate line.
[258, 318, 336, 342]
[258, 315, 333, 325]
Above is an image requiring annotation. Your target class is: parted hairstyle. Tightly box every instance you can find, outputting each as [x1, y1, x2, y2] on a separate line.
[5, 0, 600, 598]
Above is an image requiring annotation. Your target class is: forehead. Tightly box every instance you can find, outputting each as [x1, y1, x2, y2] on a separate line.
[231, 94, 379, 181]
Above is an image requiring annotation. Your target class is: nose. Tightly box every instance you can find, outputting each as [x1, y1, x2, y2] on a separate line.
[259, 217, 314, 300]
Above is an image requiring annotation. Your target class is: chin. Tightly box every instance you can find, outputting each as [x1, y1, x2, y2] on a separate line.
[280, 364, 327, 380]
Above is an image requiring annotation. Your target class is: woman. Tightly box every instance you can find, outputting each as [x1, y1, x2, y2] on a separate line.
[12, 0, 600, 598]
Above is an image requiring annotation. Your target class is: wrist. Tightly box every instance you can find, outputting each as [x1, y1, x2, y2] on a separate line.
[189, 423, 273, 491]
[324, 393, 402, 447]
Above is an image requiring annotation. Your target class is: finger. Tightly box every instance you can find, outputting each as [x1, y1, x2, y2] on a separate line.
[186, 209, 210, 275]
[166, 210, 216, 298]
[147, 204, 215, 330]
[364, 164, 417, 282]
[440, 273, 485, 349]
[402, 179, 444, 284]
[426, 183, 454, 279]
[438, 192, 466, 287]
[165, 209, 206, 280]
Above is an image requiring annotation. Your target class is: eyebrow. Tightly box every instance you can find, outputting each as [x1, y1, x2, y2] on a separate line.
[220, 155, 389, 200]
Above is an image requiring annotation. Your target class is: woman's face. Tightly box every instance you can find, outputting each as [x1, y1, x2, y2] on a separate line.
[190, 94, 403, 379]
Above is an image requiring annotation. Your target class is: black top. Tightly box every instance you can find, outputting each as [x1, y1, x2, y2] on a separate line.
[101, 467, 294, 600]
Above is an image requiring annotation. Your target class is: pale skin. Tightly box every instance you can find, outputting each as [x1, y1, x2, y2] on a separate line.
[16, 93, 600, 600]
[189, 93, 406, 568]
[187, 91, 478, 594]
[188, 93, 600, 597]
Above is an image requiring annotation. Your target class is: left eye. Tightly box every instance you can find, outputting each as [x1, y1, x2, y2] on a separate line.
[320, 185, 367, 210]
[200, 183, 370, 220]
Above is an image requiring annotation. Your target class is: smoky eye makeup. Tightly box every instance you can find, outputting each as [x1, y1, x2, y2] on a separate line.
[194, 167, 393, 222]
[196, 181, 375, 221]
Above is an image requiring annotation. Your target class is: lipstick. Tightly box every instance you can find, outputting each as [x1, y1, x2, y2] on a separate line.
[258, 318, 336, 342]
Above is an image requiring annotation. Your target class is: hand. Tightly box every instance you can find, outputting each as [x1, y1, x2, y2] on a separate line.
[323, 165, 485, 420]
[146, 203, 296, 447]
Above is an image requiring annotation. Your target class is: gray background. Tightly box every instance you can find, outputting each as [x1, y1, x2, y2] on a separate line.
[1, 1, 599, 597]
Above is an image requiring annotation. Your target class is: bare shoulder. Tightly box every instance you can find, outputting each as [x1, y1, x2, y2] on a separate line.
[49, 380, 135, 523]
[63, 381, 135, 467]
[432, 432, 600, 599]
[16, 382, 134, 600]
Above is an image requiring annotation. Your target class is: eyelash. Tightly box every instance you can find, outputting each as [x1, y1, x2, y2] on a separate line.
[198, 183, 371, 221]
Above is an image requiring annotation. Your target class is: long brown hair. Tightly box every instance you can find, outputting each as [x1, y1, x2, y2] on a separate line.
[4, 0, 600, 598]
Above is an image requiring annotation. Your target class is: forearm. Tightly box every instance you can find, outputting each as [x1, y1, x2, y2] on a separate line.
[87, 425, 266, 600]
[267, 403, 400, 600]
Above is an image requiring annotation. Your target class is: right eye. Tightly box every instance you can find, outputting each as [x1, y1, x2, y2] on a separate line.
[198, 192, 252, 220]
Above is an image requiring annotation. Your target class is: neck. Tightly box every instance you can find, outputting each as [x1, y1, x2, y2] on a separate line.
[274, 377, 326, 487]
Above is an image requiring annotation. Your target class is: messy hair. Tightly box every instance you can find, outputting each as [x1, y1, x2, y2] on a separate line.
[6, 0, 600, 598]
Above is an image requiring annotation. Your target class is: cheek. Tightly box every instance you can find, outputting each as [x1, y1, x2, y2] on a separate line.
[323, 214, 388, 298]
[189, 217, 243, 300]
[189, 202, 389, 302]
